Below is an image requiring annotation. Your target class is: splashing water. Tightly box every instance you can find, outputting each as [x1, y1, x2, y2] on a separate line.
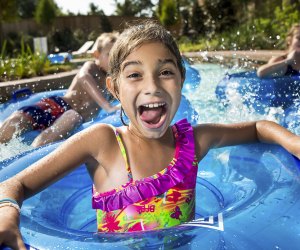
[0, 132, 33, 160]
[186, 63, 281, 124]
[0, 63, 282, 161]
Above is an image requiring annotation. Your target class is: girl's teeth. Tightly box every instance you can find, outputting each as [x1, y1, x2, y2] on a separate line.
[143, 103, 164, 108]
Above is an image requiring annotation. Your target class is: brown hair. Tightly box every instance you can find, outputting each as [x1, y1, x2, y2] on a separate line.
[95, 32, 119, 53]
[286, 24, 300, 48]
[108, 20, 185, 98]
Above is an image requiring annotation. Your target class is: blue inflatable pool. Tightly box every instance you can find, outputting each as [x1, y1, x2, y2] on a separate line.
[0, 142, 299, 249]
[215, 71, 300, 113]
[182, 57, 201, 93]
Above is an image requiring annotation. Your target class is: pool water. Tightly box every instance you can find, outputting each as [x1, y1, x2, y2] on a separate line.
[0, 62, 300, 249]
[0, 63, 280, 161]
[189, 63, 281, 124]
[0, 64, 286, 160]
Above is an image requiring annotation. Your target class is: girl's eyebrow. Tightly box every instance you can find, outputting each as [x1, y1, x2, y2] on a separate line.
[122, 58, 177, 71]
[158, 58, 177, 67]
[122, 60, 141, 71]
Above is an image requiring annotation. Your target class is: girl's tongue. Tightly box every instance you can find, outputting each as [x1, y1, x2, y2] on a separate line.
[139, 106, 164, 124]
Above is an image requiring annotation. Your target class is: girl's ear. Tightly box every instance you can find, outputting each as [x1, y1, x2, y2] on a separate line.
[181, 77, 185, 89]
[106, 76, 119, 99]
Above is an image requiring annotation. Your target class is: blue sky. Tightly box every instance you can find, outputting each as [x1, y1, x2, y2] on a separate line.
[54, 0, 118, 15]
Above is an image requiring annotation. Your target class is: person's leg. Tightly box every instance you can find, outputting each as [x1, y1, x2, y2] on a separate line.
[31, 110, 83, 147]
[0, 111, 33, 143]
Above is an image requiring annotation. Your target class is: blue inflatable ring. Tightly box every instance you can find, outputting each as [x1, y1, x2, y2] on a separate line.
[182, 57, 201, 94]
[279, 100, 300, 134]
[0, 143, 299, 249]
[215, 71, 300, 113]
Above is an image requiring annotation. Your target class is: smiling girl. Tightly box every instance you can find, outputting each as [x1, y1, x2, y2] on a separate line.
[1, 20, 300, 249]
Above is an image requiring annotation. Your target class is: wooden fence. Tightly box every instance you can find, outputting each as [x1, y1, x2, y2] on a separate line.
[1, 15, 181, 39]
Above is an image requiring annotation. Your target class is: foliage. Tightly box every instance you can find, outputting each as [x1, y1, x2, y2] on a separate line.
[0, 39, 74, 82]
[245, 3, 300, 50]
[2, 32, 34, 57]
[99, 10, 113, 32]
[0, 39, 48, 81]
[158, 0, 179, 27]
[179, 1, 300, 51]
[203, 0, 236, 33]
[88, 3, 101, 15]
[115, 0, 154, 17]
[190, 0, 206, 35]
[115, 0, 138, 16]
[48, 28, 80, 53]
[0, 0, 18, 22]
[35, 0, 57, 26]
[17, 0, 38, 19]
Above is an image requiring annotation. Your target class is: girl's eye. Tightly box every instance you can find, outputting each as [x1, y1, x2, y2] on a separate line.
[127, 73, 141, 78]
[160, 70, 174, 76]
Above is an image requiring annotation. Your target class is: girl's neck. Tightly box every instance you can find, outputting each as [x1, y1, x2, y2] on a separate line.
[125, 124, 174, 146]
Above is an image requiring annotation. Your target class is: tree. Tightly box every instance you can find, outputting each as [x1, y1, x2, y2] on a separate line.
[86, 4, 112, 32]
[115, 0, 137, 16]
[35, 0, 58, 26]
[17, 0, 38, 19]
[0, 0, 18, 44]
[190, 1, 206, 35]
[99, 10, 112, 32]
[0, 0, 18, 22]
[158, 0, 179, 27]
[115, 0, 155, 17]
[203, 0, 236, 33]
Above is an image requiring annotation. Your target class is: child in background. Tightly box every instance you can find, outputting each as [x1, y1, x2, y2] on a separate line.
[257, 24, 300, 77]
[0, 32, 119, 147]
[1, 20, 300, 249]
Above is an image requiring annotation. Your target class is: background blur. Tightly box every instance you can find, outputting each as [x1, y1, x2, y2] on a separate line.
[1, 0, 300, 55]
[0, 0, 300, 82]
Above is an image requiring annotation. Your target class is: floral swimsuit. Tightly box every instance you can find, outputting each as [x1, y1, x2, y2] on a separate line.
[92, 119, 198, 232]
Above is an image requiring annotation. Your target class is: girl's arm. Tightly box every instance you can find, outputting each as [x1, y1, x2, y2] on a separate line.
[0, 124, 108, 248]
[194, 120, 300, 161]
[257, 52, 295, 78]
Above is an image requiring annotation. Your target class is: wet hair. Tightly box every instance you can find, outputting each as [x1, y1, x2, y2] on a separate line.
[108, 20, 186, 99]
[286, 24, 300, 48]
[95, 32, 119, 53]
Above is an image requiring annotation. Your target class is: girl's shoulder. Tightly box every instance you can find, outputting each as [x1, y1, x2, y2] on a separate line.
[73, 123, 121, 152]
[83, 123, 119, 139]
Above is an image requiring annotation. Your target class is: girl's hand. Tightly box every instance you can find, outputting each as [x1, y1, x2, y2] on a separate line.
[0, 207, 26, 250]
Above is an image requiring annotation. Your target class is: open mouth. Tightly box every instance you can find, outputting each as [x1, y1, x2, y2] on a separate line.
[138, 102, 167, 128]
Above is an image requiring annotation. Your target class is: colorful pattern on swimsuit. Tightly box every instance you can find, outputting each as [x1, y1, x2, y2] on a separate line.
[19, 96, 71, 130]
[92, 119, 198, 232]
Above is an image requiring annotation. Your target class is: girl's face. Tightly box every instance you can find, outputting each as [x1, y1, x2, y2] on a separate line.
[116, 42, 183, 139]
[290, 28, 300, 51]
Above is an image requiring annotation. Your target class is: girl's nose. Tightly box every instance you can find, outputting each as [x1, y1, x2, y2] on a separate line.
[144, 76, 161, 95]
